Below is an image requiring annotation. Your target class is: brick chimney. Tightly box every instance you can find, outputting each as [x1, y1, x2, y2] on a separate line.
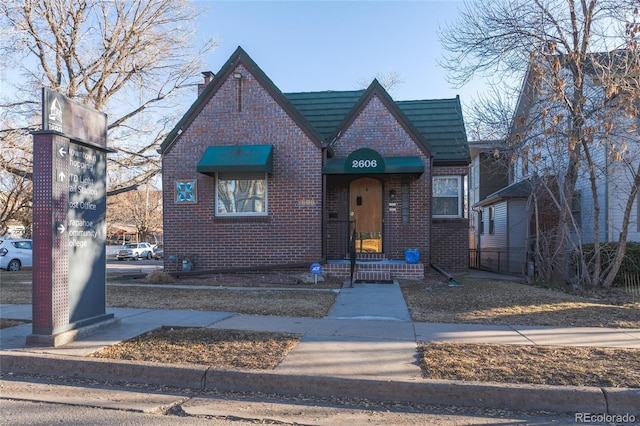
[198, 71, 215, 95]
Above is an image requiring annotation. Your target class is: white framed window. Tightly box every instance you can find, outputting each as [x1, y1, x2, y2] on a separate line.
[572, 191, 582, 229]
[488, 206, 495, 234]
[433, 176, 463, 218]
[216, 172, 267, 216]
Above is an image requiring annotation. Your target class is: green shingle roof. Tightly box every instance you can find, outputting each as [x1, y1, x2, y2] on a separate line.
[285, 90, 470, 164]
[285, 90, 365, 142]
[398, 99, 469, 163]
[162, 47, 469, 164]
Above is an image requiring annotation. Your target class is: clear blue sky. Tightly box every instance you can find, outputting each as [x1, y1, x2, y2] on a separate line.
[195, 0, 487, 104]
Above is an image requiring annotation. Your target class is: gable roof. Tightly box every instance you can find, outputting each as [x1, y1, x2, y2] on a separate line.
[509, 49, 640, 143]
[161, 47, 323, 154]
[286, 82, 469, 164]
[398, 97, 469, 164]
[161, 47, 470, 165]
[474, 178, 533, 208]
[284, 89, 365, 142]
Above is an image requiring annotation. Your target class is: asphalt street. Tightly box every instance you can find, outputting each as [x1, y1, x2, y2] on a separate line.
[0, 374, 583, 425]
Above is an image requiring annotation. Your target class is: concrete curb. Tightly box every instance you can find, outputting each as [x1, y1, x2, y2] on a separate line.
[2, 351, 638, 416]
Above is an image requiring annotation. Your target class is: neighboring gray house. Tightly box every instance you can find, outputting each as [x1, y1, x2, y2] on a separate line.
[473, 51, 640, 277]
[473, 178, 533, 275]
[467, 140, 514, 271]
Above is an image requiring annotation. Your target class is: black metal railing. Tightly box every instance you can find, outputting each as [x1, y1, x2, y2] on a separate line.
[469, 248, 528, 275]
[326, 220, 356, 260]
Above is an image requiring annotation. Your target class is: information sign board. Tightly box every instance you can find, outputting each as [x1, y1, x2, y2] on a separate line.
[42, 88, 107, 148]
[30, 88, 112, 345]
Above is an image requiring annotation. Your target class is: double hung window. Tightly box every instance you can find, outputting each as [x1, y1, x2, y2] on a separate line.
[433, 176, 463, 218]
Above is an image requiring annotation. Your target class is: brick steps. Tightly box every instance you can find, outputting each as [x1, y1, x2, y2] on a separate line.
[354, 270, 391, 282]
[323, 259, 424, 281]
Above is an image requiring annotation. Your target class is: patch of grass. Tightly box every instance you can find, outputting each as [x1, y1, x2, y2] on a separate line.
[419, 342, 640, 388]
[401, 278, 640, 328]
[0, 318, 29, 329]
[89, 328, 299, 369]
[5, 271, 640, 386]
[0, 278, 32, 305]
[106, 286, 336, 317]
[143, 270, 175, 283]
[0, 270, 32, 285]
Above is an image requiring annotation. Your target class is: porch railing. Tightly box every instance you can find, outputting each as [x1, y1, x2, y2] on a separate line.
[469, 248, 528, 275]
[326, 220, 355, 260]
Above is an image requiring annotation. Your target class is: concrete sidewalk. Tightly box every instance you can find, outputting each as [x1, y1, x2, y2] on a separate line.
[1, 281, 640, 415]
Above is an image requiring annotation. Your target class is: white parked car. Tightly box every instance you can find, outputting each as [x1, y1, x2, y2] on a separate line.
[0, 238, 33, 271]
[152, 243, 164, 259]
[116, 242, 154, 261]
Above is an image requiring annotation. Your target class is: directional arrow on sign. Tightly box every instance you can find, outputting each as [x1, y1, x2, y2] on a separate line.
[57, 170, 66, 182]
[56, 223, 66, 234]
[57, 146, 68, 158]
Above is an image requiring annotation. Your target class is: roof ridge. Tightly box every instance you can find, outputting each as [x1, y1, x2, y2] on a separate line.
[285, 89, 366, 95]
[160, 46, 469, 164]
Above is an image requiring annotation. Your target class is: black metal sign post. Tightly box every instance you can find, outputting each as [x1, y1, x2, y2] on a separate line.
[28, 88, 115, 347]
[349, 228, 357, 287]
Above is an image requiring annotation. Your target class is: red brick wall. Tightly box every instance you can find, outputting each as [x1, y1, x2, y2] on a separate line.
[162, 64, 323, 271]
[431, 218, 470, 272]
[163, 70, 470, 273]
[431, 165, 469, 272]
[329, 95, 432, 262]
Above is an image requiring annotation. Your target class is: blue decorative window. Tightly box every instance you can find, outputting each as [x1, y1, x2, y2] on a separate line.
[175, 180, 197, 203]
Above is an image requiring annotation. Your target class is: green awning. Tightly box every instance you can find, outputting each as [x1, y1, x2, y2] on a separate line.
[323, 156, 424, 175]
[197, 144, 273, 174]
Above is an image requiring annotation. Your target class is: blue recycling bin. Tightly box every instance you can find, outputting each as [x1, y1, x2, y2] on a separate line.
[405, 249, 420, 264]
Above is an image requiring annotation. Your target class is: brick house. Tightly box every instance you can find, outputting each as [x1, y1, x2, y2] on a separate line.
[160, 47, 470, 279]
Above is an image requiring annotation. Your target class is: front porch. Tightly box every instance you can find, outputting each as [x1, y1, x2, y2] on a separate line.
[323, 253, 424, 281]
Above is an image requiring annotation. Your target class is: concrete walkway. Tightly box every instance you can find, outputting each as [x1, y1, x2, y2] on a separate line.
[1, 281, 640, 415]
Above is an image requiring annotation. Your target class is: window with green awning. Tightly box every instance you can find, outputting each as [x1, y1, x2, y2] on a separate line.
[197, 144, 273, 174]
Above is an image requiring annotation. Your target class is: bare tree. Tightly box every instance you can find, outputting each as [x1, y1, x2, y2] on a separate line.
[440, 0, 640, 288]
[465, 84, 518, 141]
[0, 129, 33, 236]
[356, 71, 405, 96]
[107, 185, 162, 244]
[0, 0, 217, 204]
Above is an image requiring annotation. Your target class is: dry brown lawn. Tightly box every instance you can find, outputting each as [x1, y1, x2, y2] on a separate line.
[419, 342, 640, 388]
[401, 276, 640, 328]
[89, 327, 299, 370]
[3, 269, 640, 387]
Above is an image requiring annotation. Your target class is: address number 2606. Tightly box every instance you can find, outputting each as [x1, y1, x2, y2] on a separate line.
[352, 159, 377, 168]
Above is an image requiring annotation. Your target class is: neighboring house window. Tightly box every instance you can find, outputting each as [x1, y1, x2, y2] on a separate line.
[488, 206, 495, 235]
[216, 172, 267, 216]
[635, 99, 640, 135]
[478, 210, 484, 234]
[433, 176, 463, 217]
[571, 191, 582, 229]
[637, 192, 639, 232]
[522, 146, 529, 177]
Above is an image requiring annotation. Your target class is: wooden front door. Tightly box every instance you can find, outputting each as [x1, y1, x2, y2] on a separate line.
[350, 177, 382, 253]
